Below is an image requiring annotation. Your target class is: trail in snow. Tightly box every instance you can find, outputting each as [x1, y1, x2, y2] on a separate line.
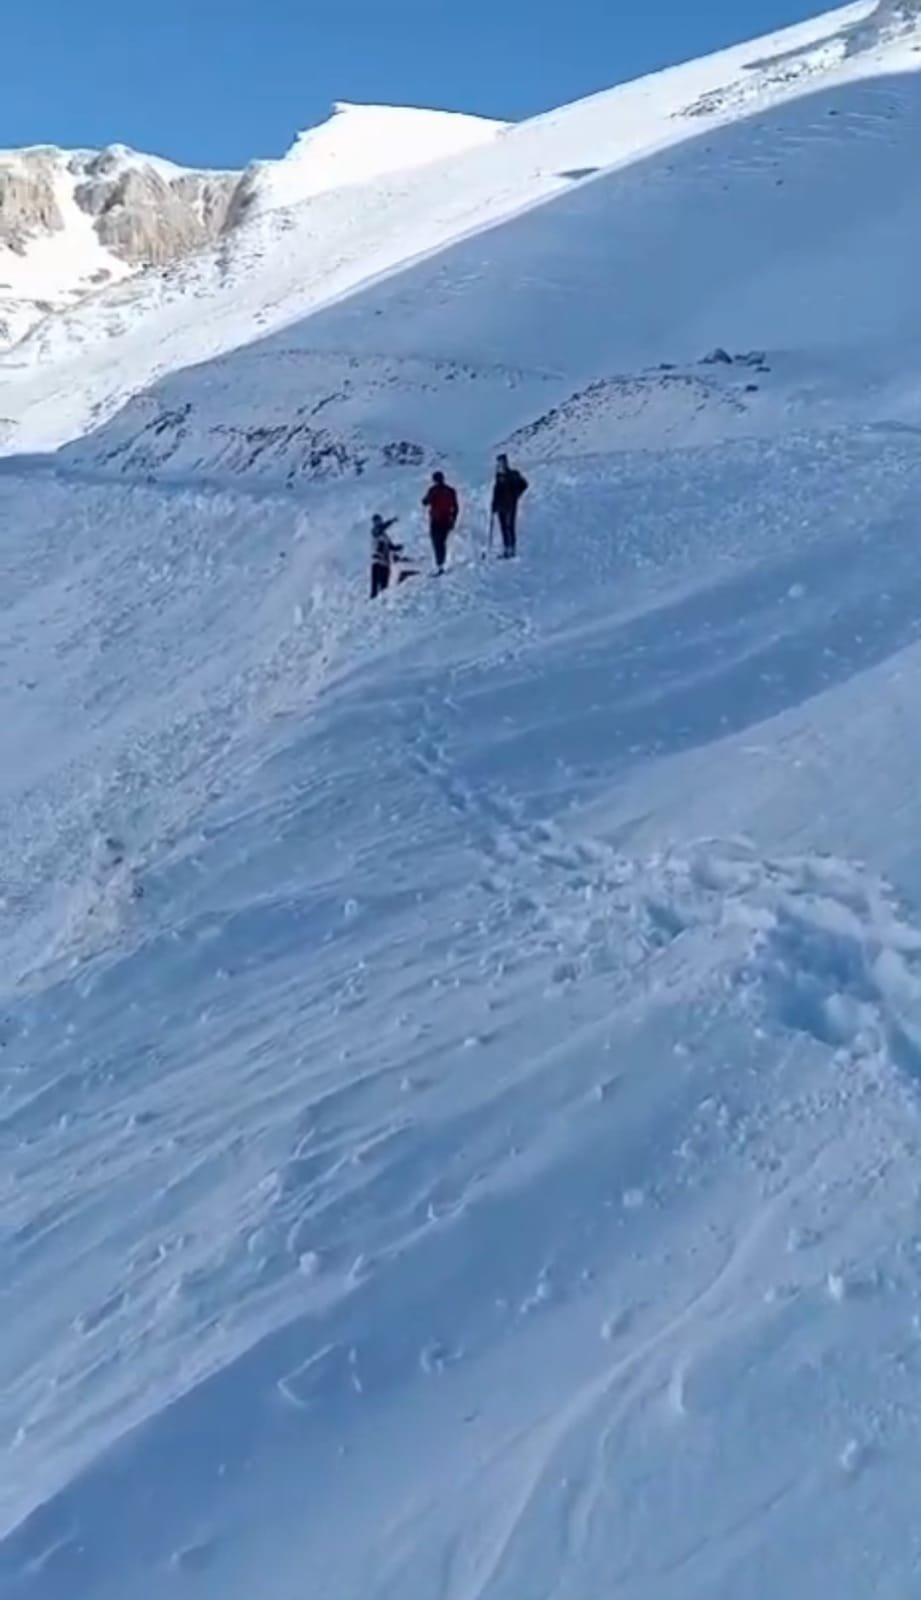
[5, 408, 921, 1595]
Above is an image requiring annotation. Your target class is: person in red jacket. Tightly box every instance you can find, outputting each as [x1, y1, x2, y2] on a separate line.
[422, 470, 460, 574]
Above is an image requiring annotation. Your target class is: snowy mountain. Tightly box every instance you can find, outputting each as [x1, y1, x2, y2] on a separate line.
[5, 3, 921, 1598]
[0, 105, 504, 355]
[241, 101, 509, 214]
[0, 144, 237, 349]
[0, 0, 903, 458]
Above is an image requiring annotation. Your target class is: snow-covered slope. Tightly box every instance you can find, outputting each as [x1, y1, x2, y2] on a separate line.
[243, 101, 508, 214]
[0, 105, 503, 358]
[6, 4, 921, 1598]
[0, 0, 907, 457]
[54, 32, 921, 488]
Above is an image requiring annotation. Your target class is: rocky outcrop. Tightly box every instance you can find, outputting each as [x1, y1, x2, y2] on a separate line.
[73, 158, 239, 266]
[0, 104, 506, 351]
[0, 144, 244, 270]
[0, 144, 245, 349]
[846, 0, 921, 52]
[0, 150, 65, 254]
[868, 0, 921, 22]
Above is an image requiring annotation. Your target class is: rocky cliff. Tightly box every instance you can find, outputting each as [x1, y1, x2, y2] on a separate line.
[847, 0, 921, 51]
[0, 144, 241, 348]
[0, 151, 65, 252]
[72, 148, 240, 265]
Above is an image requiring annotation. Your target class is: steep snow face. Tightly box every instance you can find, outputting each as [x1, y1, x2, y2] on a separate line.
[0, 105, 501, 355]
[61, 55, 921, 490]
[6, 442, 921, 1598]
[240, 101, 507, 213]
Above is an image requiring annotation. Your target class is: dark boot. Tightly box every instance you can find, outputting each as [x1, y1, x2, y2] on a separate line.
[499, 508, 517, 557]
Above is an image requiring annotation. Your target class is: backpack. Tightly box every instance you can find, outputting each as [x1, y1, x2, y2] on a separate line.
[424, 483, 459, 526]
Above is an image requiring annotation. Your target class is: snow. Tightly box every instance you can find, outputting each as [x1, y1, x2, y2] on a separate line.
[0, 142, 195, 176]
[0, 0, 900, 456]
[248, 102, 508, 212]
[0, 105, 500, 358]
[0, 143, 217, 351]
[5, 2, 921, 1597]
[0, 150, 133, 347]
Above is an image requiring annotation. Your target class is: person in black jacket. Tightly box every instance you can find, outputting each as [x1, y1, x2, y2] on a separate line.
[491, 454, 528, 557]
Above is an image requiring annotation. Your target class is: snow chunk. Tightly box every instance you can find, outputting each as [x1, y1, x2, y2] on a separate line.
[827, 1270, 849, 1303]
[839, 1438, 867, 1476]
[297, 1251, 323, 1279]
[601, 1308, 633, 1341]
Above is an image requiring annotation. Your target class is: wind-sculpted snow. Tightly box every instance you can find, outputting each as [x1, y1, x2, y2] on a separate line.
[63, 346, 903, 490]
[6, 411, 921, 1593]
[5, 821, 921, 1599]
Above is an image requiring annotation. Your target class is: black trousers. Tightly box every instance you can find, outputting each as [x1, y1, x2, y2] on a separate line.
[497, 505, 518, 555]
[370, 561, 390, 598]
[429, 523, 451, 570]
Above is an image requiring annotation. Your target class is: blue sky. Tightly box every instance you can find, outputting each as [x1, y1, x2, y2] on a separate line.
[2, 0, 827, 167]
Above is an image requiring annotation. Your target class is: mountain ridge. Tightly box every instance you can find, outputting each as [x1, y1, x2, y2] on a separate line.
[0, 104, 505, 352]
[3, 1, 915, 459]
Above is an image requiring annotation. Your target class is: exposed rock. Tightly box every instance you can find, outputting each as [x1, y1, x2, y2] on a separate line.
[867, 0, 921, 24]
[75, 164, 239, 266]
[172, 171, 238, 234]
[0, 151, 64, 252]
[0, 104, 506, 352]
[0, 144, 244, 349]
[846, 0, 921, 52]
